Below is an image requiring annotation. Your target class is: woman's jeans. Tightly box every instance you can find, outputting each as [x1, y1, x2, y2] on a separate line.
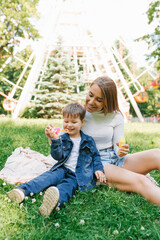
[19, 166, 78, 207]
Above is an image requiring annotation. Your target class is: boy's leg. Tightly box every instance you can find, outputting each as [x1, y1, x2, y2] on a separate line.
[39, 186, 59, 216]
[39, 169, 78, 216]
[19, 168, 65, 195]
[56, 169, 78, 208]
[7, 188, 25, 203]
[7, 168, 66, 203]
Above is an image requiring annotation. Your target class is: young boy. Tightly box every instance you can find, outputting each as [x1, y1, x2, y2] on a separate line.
[7, 102, 106, 216]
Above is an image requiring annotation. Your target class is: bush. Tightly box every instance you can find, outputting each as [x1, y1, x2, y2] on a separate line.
[20, 106, 39, 119]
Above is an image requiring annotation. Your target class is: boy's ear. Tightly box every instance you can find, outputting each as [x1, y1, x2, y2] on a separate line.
[81, 119, 85, 126]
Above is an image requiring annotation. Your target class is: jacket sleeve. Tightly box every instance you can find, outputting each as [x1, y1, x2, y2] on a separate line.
[51, 138, 63, 161]
[91, 139, 104, 173]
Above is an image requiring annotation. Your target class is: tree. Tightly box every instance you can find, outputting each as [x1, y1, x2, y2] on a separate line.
[0, 0, 40, 64]
[138, 0, 160, 70]
[26, 39, 85, 119]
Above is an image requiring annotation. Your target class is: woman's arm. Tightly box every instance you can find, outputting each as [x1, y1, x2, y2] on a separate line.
[113, 113, 129, 157]
[46, 125, 63, 160]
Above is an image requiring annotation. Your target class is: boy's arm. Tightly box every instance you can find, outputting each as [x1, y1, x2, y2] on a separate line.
[45, 124, 55, 144]
[90, 138, 104, 173]
[45, 124, 64, 160]
[95, 170, 106, 183]
[51, 138, 63, 160]
[91, 141, 106, 183]
[49, 124, 64, 160]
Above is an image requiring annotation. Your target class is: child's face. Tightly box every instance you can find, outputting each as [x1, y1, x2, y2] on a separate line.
[63, 115, 84, 138]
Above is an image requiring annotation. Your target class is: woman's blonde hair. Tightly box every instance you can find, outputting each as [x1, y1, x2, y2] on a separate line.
[91, 76, 121, 115]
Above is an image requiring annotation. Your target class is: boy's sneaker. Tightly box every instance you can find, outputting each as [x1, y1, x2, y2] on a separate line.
[39, 186, 59, 217]
[7, 189, 25, 203]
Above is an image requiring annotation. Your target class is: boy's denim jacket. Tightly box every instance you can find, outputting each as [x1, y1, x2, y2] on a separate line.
[50, 130, 104, 192]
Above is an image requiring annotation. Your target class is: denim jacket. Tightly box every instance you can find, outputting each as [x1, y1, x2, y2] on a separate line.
[50, 130, 104, 192]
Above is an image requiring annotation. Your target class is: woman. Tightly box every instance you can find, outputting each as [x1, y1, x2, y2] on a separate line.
[80, 75, 160, 204]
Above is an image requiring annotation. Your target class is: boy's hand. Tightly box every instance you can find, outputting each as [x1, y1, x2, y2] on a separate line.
[95, 171, 106, 183]
[49, 129, 59, 139]
[45, 124, 59, 143]
[48, 125, 59, 140]
[45, 125, 52, 144]
[45, 124, 54, 138]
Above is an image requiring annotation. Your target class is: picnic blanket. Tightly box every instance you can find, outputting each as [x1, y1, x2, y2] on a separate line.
[0, 147, 158, 186]
[0, 147, 57, 184]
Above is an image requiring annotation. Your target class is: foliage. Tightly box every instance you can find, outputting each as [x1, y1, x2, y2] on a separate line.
[0, 45, 34, 114]
[130, 69, 160, 117]
[139, 86, 160, 116]
[0, 119, 160, 239]
[114, 40, 160, 117]
[0, 0, 40, 64]
[137, 0, 160, 70]
[25, 38, 86, 119]
[0, 0, 40, 114]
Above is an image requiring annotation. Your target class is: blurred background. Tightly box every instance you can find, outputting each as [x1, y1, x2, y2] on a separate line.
[0, 0, 159, 122]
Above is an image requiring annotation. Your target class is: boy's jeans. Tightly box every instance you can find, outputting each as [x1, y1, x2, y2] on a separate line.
[19, 166, 78, 207]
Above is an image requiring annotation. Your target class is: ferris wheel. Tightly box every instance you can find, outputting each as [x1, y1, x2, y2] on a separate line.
[0, 0, 158, 121]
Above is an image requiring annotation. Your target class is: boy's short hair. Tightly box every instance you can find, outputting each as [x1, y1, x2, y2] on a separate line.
[63, 102, 86, 121]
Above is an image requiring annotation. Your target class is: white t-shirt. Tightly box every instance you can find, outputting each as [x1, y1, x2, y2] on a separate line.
[81, 110, 124, 151]
[64, 137, 81, 172]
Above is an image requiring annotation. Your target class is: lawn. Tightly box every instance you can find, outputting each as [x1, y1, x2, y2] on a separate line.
[0, 118, 160, 240]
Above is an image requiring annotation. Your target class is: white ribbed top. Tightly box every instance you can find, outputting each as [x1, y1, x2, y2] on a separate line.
[81, 110, 124, 151]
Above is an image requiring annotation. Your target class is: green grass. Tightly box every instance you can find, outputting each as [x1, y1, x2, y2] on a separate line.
[0, 118, 160, 240]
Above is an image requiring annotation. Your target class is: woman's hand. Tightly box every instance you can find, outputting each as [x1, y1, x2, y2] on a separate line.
[95, 171, 106, 183]
[116, 142, 129, 157]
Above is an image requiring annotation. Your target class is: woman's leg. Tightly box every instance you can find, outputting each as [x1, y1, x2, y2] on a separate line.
[104, 164, 160, 204]
[123, 149, 160, 174]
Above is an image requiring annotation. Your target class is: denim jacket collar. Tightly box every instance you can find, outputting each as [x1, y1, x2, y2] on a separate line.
[60, 130, 88, 144]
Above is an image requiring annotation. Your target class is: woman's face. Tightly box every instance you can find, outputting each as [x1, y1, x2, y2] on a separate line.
[85, 84, 104, 113]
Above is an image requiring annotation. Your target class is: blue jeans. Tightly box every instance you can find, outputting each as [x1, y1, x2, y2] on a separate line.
[19, 167, 78, 207]
[99, 147, 127, 168]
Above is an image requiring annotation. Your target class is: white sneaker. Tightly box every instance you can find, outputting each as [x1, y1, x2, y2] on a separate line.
[39, 186, 59, 217]
[7, 189, 25, 203]
[146, 173, 159, 186]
